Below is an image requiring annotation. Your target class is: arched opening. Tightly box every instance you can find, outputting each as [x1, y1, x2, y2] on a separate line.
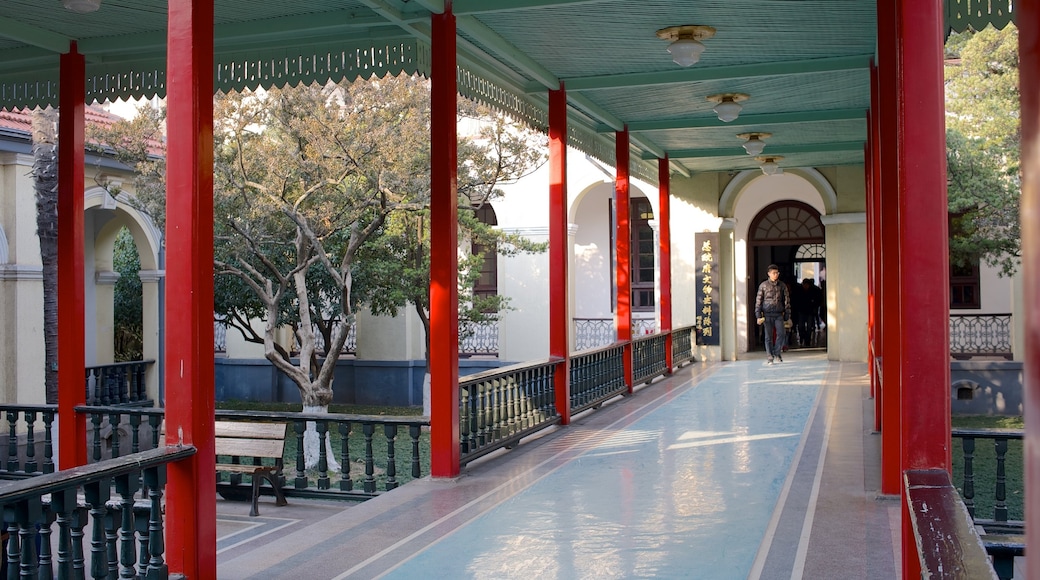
[472, 203, 498, 304]
[113, 227, 143, 361]
[747, 200, 826, 350]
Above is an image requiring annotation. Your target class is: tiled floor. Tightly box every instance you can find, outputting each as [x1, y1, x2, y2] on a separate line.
[216, 353, 901, 579]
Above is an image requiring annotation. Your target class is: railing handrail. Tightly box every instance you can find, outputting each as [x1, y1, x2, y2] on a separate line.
[571, 341, 625, 357]
[85, 359, 156, 370]
[0, 444, 195, 504]
[905, 468, 998, 579]
[459, 356, 563, 385]
[952, 427, 1023, 439]
[74, 405, 429, 426]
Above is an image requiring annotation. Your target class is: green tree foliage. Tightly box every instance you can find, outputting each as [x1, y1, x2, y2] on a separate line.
[113, 227, 144, 361]
[945, 25, 1020, 275]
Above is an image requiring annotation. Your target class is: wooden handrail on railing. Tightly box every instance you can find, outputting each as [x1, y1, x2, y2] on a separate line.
[0, 445, 196, 578]
[905, 469, 998, 579]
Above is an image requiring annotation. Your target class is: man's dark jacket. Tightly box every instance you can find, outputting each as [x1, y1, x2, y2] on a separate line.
[755, 279, 791, 320]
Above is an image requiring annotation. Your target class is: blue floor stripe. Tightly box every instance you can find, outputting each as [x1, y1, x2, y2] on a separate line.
[385, 360, 825, 579]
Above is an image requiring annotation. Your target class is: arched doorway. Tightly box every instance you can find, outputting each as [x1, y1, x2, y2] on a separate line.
[747, 200, 826, 350]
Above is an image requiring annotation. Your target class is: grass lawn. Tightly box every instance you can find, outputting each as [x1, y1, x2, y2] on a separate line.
[215, 401, 430, 490]
[951, 415, 1024, 521]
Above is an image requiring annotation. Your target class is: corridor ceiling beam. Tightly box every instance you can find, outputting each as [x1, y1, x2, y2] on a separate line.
[603, 108, 867, 133]
[654, 140, 865, 160]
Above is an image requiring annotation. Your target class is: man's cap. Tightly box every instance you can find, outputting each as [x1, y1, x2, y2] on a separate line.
[767, 264, 779, 272]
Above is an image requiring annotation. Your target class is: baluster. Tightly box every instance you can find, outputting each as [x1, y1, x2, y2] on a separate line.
[43, 410, 55, 474]
[109, 412, 122, 459]
[91, 413, 104, 462]
[143, 466, 168, 578]
[85, 368, 94, 405]
[136, 363, 148, 402]
[39, 506, 55, 579]
[490, 378, 502, 441]
[99, 369, 110, 406]
[52, 487, 78, 580]
[84, 480, 111, 579]
[994, 437, 1008, 521]
[410, 425, 422, 479]
[293, 420, 307, 490]
[475, 382, 487, 447]
[339, 422, 353, 491]
[104, 505, 119, 579]
[384, 424, 398, 491]
[129, 414, 142, 454]
[3, 521, 17, 580]
[14, 499, 40, 579]
[316, 421, 330, 490]
[7, 410, 19, 473]
[507, 375, 518, 436]
[148, 415, 162, 450]
[962, 436, 976, 519]
[116, 473, 140, 579]
[71, 505, 88, 579]
[362, 423, 376, 493]
[23, 410, 37, 474]
[134, 505, 150, 580]
[459, 386, 471, 454]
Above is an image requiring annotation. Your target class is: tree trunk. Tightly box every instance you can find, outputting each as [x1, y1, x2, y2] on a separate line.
[301, 404, 341, 472]
[31, 107, 59, 404]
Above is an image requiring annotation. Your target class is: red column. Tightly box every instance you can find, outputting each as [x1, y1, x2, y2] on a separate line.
[658, 157, 673, 370]
[865, 135, 875, 398]
[877, 0, 903, 497]
[430, 2, 461, 477]
[1019, 2, 1039, 575]
[57, 43, 86, 469]
[549, 85, 571, 424]
[164, 1, 216, 576]
[869, 61, 884, 432]
[896, 1, 950, 576]
[615, 129, 633, 391]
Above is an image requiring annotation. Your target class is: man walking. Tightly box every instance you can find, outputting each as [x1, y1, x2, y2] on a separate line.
[755, 264, 791, 365]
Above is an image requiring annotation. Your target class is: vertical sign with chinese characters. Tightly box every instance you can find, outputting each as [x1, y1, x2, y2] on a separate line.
[695, 233, 720, 346]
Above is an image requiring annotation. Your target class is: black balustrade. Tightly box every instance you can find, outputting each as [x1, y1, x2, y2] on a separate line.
[0, 444, 193, 579]
[671, 325, 695, 366]
[459, 359, 561, 465]
[0, 404, 56, 477]
[570, 344, 626, 414]
[76, 406, 428, 500]
[633, 333, 668, 385]
[85, 360, 155, 406]
[949, 313, 1013, 359]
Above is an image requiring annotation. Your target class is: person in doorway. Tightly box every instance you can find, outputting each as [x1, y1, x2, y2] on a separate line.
[755, 264, 791, 364]
[796, 278, 823, 347]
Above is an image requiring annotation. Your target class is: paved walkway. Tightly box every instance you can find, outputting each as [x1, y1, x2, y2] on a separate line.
[216, 353, 901, 579]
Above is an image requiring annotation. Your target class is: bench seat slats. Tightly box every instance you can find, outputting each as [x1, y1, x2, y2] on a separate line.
[215, 439, 284, 458]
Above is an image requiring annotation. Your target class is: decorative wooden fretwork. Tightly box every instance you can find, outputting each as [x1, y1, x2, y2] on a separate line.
[945, 0, 1016, 35]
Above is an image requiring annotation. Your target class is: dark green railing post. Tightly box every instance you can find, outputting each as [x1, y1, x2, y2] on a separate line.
[24, 410, 36, 474]
[994, 437, 1008, 521]
[84, 479, 112, 579]
[7, 410, 19, 472]
[293, 420, 307, 490]
[410, 425, 421, 479]
[362, 423, 376, 493]
[962, 436, 976, 519]
[43, 410, 55, 473]
[91, 412, 104, 462]
[117, 472, 141, 578]
[384, 424, 398, 491]
[339, 422, 353, 492]
[316, 421, 330, 490]
[144, 465, 168, 580]
[109, 411, 122, 458]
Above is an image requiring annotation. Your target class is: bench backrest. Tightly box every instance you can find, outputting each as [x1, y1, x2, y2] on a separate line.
[162, 421, 286, 460]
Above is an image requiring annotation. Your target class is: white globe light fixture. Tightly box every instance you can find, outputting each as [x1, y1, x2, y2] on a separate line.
[707, 93, 749, 123]
[656, 25, 716, 67]
[63, 0, 101, 13]
[755, 156, 785, 176]
[737, 132, 771, 156]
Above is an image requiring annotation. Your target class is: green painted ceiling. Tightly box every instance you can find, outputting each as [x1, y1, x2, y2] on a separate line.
[0, 0, 1017, 178]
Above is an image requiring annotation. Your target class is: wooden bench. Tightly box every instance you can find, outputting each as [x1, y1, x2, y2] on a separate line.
[214, 421, 288, 516]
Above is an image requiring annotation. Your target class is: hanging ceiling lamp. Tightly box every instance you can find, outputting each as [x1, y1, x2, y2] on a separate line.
[63, 0, 101, 13]
[655, 25, 716, 67]
[737, 132, 771, 156]
[756, 156, 784, 176]
[706, 93, 749, 123]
